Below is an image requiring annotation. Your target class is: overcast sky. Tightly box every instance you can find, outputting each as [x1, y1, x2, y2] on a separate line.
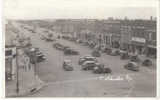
[4, 0, 158, 20]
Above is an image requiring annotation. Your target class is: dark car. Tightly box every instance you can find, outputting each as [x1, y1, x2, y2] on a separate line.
[78, 55, 98, 65]
[103, 47, 112, 55]
[93, 64, 112, 74]
[142, 59, 152, 66]
[91, 50, 101, 57]
[35, 51, 46, 62]
[46, 38, 56, 42]
[82, 61, 98, 70]
[64, 48, 79, 55]
[63, 60, 73, 71]
[124, 62, 139, 71]
[130, 55, 140, 62]
[120, 50, 129, 60]
[53, 43, 65, 50]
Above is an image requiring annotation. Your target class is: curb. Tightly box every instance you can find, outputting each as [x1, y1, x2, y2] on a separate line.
[7, 79, 45, 97]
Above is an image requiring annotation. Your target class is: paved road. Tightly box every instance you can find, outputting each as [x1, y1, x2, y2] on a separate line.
[15, 22, 156, 97]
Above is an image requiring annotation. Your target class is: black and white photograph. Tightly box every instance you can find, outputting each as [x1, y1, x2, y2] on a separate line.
[4, 0, 158, 97]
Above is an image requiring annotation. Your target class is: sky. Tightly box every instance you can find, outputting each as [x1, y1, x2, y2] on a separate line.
[4, 0, 158, 20]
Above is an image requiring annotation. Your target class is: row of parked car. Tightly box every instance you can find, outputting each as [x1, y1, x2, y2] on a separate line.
[62, 55, 112, 74]
[61, 35, 152, 72]
[40, 35, 57, 42]
[53, 42, 79, 55]
[79, 55, 112, 74]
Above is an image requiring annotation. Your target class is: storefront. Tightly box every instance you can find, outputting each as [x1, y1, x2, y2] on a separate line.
[5, 46, 17, 81]
[131, 37, 146, 54]
[111, 35, 121, 48]
[146, 45, 156, 58]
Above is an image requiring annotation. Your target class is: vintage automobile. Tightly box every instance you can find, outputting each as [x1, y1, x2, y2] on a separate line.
[120, 50, 129, 60]
[124, 61, 139, 71]
[76, 39, 83, 43]
[35, 51, 46, 62]
[91, 50, 101, 57]
[103, 47, 112, 55]
[130, 55, 140, 62]
[93, 64, 112, 74]
[53, 43, 65, 51]
[78, 55, 98, 65]
[81, 61, 98, 70]
[142, 59, 152, 66]
[64, 48, 79, 55]
[110, 49, 120, 56]
[63, 60, 73, 71]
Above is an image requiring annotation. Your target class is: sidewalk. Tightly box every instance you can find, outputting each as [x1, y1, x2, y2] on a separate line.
[6, 57, 44, 97]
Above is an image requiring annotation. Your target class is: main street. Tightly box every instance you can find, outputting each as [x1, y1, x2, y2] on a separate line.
[15, 22, 156, 97]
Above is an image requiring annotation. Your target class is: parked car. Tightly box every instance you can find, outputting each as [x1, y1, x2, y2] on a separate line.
[46, 37, 56, 42]
[63, 60, 73, 71]
[81, 61, 98, 70]
[91, 50, 101, 57]
[53, 43, 65, 50]
[142, 59, 152, 66]
[130, 55, 140, 62]
[103, 47, 112, 54]
[120, 50, 129, 60]
[35, 51, 46, 62]
[64, 48, 79, 55]
[110, 49, 120, 56]
[93, 64, 112, 74]
[78, 55, 98, 65]
[76, 39, 83, 43]
[124, 61, 139, 71]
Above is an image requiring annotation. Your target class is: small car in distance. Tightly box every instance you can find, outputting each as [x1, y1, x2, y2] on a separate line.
[130, 55, 140, 62]
[91, 50, 101, 57]
[120, 50, 129, 60]
[93, 64, 112, 74]
[64, 48, 79, 55]
[124, 61, 139, 71]
[81, 61, 98, 70]
[110, 49, 120, 56]
[63, 60, 73, 71]
[78, 55, 98, 65]
[142, 59, 152, 67]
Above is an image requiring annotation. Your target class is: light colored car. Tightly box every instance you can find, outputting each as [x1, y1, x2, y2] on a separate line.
[79, 55, 97, 65]
[82, 61, 98, 70]
[63, 60, 73, 71]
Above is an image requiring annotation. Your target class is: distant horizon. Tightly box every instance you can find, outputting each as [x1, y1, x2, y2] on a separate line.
[6, 17, 157, 21]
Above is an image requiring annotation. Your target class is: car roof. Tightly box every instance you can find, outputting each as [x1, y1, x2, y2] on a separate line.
[85, 56, 96, 59]
[80, 55, 91, 58]
[128, 61, 138, 65]
[83, 60, 95, 64]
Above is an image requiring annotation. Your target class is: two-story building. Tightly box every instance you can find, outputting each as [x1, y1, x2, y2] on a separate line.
[5, 21, 17, 81]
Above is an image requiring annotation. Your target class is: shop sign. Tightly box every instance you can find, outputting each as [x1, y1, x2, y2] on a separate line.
[132, 37, 146, 43]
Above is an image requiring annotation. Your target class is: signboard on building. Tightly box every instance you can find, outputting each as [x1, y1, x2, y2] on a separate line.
[132, 37, 146, 43]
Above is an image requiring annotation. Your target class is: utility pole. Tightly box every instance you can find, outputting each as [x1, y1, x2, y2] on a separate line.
[34, 51, 37, 76]
[15, 47, 19, 94]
